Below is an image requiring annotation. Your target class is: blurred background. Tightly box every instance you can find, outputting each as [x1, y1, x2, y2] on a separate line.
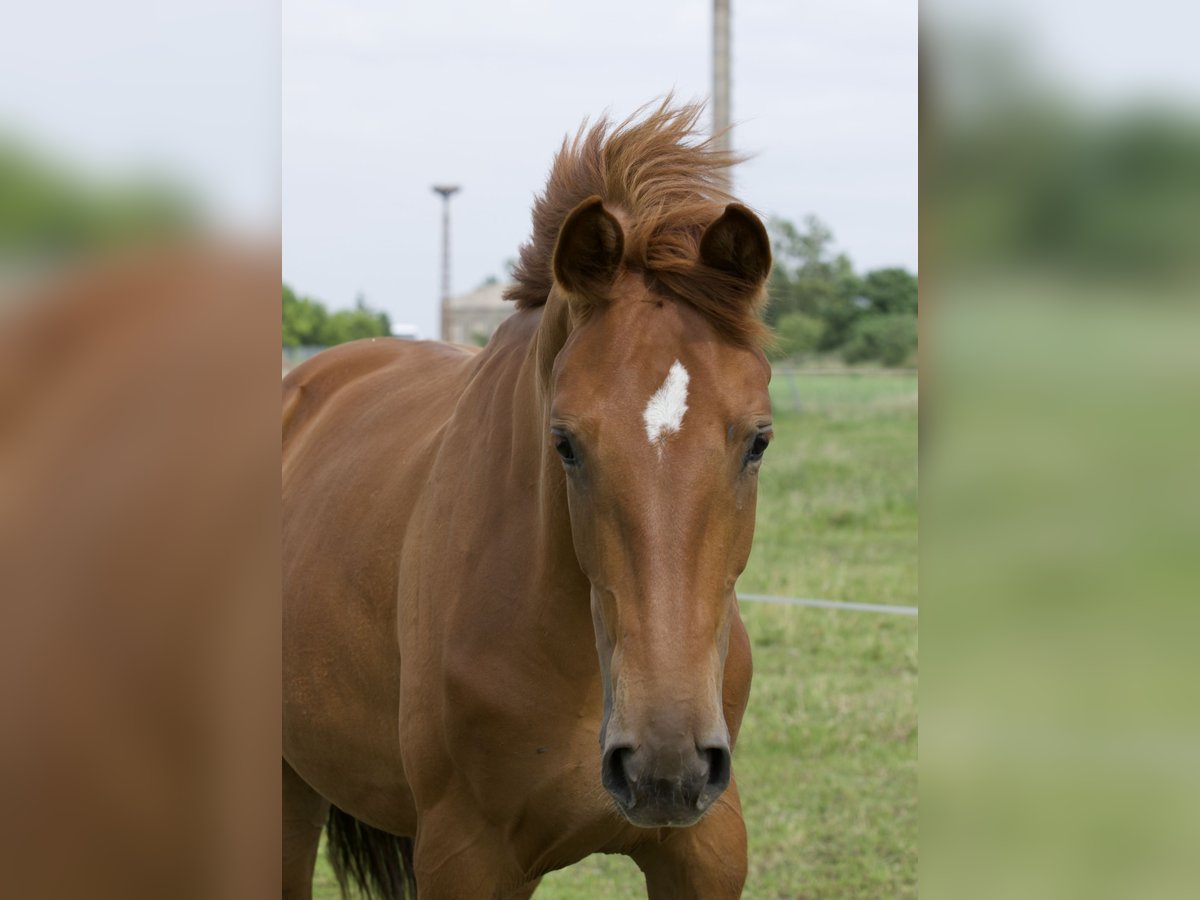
[923, 1, 1200, 898]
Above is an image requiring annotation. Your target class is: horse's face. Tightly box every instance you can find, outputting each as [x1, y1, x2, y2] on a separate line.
[547, 197, 772, 828]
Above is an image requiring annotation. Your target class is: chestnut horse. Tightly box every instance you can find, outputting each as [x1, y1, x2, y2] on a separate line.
[283, 102, 773, 899]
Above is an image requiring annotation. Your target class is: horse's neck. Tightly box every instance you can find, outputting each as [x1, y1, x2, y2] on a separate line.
[435, 304, 595, 683]
[469, 305, 588, 604]
[520, 312, 582, 575]
[500, 305, 594, 630]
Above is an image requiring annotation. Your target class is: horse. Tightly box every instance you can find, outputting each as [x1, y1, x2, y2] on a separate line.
[282, 101, 773, 899]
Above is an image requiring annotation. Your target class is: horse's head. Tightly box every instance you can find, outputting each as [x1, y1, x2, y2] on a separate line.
[544, 196, 772, 827]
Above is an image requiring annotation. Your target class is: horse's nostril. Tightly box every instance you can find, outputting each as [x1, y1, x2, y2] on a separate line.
[601, 745, 635, 808]
[703, 746, 731, 797]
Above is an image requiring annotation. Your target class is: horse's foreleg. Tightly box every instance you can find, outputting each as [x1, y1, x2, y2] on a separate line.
[282, 759, 330, 900]
[504, 876, 543, 898]
[411, 803, 523, 900]
[632, 778, 748, 899]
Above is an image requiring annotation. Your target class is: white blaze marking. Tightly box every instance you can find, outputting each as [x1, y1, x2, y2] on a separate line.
[642, 360, 690, 448]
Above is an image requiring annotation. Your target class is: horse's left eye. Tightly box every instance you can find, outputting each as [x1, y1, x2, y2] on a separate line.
[745, 432, 771, 465]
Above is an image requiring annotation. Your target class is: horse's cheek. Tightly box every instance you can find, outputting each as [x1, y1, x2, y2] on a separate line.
[722, 614, 753, 745]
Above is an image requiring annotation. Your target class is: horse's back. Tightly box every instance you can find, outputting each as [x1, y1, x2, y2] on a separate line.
[282, 336, 478, 592]
[282, 336, 477, 831]
[283, 337, 477, 451]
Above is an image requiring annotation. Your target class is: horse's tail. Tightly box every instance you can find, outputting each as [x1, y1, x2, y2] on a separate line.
[326, 805, 416, 899]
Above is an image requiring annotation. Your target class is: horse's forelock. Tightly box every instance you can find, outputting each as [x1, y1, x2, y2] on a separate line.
[505, 98, 768, 349]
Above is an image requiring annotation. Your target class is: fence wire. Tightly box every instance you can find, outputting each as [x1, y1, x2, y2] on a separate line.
[739, 593, 917, 616]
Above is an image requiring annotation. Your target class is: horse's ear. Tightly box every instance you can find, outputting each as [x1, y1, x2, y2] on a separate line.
[699, 203, 772, 286]
[552, 196, 624, 298]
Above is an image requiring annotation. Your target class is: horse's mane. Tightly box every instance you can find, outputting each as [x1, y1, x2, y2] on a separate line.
[505, 99, 769, 347]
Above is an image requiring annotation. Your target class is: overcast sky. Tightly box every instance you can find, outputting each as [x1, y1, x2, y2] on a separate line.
[283, 0, 918, 338]
[7, 3, 1197, 341]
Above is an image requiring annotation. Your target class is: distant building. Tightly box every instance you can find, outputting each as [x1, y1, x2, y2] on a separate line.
[441, 281, 516, 347]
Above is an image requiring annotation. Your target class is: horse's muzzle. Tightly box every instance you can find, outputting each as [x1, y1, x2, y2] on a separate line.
[601, 740, 731, 828]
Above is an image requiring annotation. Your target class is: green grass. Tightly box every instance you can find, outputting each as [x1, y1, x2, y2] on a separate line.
[313, 373, 918, 899]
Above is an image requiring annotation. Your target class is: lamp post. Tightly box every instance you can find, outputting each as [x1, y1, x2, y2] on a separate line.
[432, 184, 460, 341]
[713, 0, 732, 189]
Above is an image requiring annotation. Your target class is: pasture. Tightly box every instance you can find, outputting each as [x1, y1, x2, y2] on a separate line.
[310, 371, 918, 899]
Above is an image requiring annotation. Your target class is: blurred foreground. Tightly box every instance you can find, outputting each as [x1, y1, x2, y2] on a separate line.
[0, 242, 280, 899]
[1, 4, 279, 895]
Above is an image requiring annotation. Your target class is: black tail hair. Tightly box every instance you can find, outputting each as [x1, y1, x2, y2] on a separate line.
[326, 805, 416, 899]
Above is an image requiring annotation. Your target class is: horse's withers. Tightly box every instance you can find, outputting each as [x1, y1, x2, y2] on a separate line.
[545, 197, 773, 828]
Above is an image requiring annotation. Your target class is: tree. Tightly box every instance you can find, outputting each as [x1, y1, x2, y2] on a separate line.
[770, 214, 834, 275]
[859, 268, 918, 316]
[767, 215, 863, 332]
[282, 284, 390, 347]
[768, 312, 824, 360]
[765, 215, 918, 365]
[282, 283, 328, 347]
[841, 314, 918, 367]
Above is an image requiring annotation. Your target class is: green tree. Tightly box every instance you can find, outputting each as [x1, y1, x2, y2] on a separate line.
[860, 267, 918, 316]
[281, 283, 328, 347]
[282, 285, 390, 347]
[771, 216, 824, 268]
[766, 215, 918, 365]
[316, 309, 385, 345]
[767, 216, 863, 332]
[841, 314, 918, 367]
[768, 312, 825, 361]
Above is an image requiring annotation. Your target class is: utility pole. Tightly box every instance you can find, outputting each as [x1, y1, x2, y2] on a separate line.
[432, 184, 460, 341]
[712, 0, 732, 160]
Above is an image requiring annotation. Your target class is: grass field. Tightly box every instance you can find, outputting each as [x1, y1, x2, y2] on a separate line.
[312, 372, 918, 899]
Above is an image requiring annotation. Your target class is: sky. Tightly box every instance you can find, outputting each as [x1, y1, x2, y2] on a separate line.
[1, 1, 279, 232]
[283, 0, 918, 338]
[5, 3, 1197, 341]
[1, 1, 918, 340]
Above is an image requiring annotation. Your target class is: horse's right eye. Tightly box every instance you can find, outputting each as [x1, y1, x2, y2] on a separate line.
[552, 431, 578, 466]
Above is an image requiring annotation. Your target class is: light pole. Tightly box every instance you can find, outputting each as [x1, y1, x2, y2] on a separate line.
[713, 0, 732, 187]
[432, 184, 460, 341]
